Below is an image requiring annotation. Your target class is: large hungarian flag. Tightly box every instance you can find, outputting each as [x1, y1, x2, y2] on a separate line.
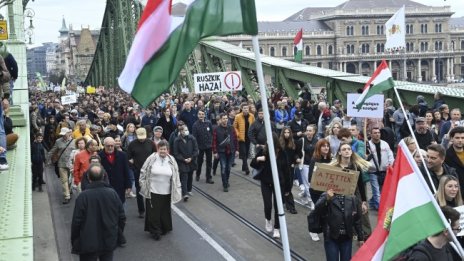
[118, 0, 258, 107]
[352, 140, 445, 260]
[354, 60, 394, 109]
[293, 28, 303, 63]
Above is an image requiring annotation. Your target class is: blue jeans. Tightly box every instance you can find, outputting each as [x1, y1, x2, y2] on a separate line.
[324, 237, 352, 261]
[294, 167, 303, 185]
[0, 103, 6, 161]
[218, 152, 234, 188]
[369, 173, 380, 209]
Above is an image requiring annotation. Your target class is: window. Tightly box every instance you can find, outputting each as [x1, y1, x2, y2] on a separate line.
[435, 23, 442, 33]
[361, 44, 370, 53]
[317, 45, 322, 55]
[346, 26, 354, 36]
[376, 25, 383, 35]
[461, 40, 464, 50]
[435, 41, 443, 51]
[305, 45, 310, 55]
[421, 42, 429, 51]
[270, 47, 275, 56]
[282, 46, 287, 57]
[362, 26, 369, 35]
[406, 24, 414, 34]
[259, 47, 263, 54]
[421, 24, 428, 34]
[347, 44, 355, 54]
[328, 45, 333, 55]
[406, 42, 414, 52]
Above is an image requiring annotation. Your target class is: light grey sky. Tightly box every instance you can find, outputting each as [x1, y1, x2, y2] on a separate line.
[25, 0, 464, 46]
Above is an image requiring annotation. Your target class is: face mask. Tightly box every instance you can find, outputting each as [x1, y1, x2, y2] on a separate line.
[183, 130, 189, 136]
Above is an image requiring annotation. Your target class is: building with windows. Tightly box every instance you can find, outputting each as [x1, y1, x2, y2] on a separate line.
[220, 0, 464, 83]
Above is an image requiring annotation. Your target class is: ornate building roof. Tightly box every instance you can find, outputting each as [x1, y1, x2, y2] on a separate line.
[335, 0, 426, 9]
[59, 17, 68, 34]
[258, 21, 333, 33]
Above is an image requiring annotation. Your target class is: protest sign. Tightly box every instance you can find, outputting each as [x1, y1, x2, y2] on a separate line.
[310, 163, 360, 195]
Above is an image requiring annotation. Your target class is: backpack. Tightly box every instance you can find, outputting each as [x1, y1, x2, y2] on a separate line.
[392, 242, 432, 261]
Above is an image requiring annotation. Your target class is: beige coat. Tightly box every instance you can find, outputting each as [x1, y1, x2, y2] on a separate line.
[139, 153, 182, 204]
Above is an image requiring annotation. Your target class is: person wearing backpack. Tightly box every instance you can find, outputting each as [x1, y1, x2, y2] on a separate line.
[315, 188, 364, 261]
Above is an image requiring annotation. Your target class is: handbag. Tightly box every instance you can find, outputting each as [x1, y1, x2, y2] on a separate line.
[307, 210, 323, 234]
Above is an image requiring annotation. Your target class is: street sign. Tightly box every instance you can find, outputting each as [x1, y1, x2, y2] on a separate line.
[194, 71, 242, 93]
[347, 93, 384, 118]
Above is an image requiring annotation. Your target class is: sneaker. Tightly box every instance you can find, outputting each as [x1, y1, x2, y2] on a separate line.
[293, 180, 299, 187]
[0, 163, 9, 171]
[138, 211, 145, 218]
[265, 219, 273, 233]
[299, 184, 305, 191]
[273, 229, 281, 239]
[223, 187, 229, 192]
[300, 197, 309, 205]
[187, 191, 193, 196]
[206, 179, 214, 184]
[310, 232, 320, 241]
[129, 191, 137, 198]
[183, 195, 189, 202]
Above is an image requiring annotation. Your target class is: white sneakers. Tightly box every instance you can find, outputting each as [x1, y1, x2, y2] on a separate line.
[310, 232, 320, 241]
[265, 219, 273, 233]
[273, 229, 280, 239]
[0, 163, 8, 171]
[308, 200, 315, 211]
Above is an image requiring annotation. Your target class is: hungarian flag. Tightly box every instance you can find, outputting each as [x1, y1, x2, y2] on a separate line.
[354, 60, 394, 110]
[293, 28, 303, 63]
[118, 0, 258, 107]
[352, 140, 445, 260]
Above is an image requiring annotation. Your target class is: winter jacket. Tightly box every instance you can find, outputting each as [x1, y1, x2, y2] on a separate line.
[420, 164, 458, 193]
[173, 134, 199, 172]
[192, 120, 213, 150]
[248, 119, 268, 145]
[288, 118, 309, 141]
[445, 146, 464, 193]
[31, 141, 46, 165]
[178, 109, 198, 132]
[49, 137, 75, 168]
[315, 193, 364, 242]
[212, 125, 238, 155]
[156, 116, 176, 141]
[98, 150, 132, 203]
[233, 112, 255, 142]
[71, 182, 126, 255]
[138, 153, 182, 203]
[367, 140, 394, 173]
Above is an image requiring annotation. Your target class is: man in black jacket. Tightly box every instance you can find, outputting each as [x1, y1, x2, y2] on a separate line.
[421, 144, 458, 193]
[192, 110, 214, 184]
[288, 111, 309, 142]
[445, 126, 464, 191]
[71, 164, 126, 261]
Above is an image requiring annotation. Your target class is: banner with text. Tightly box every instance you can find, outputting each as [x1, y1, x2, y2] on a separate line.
[61, 94, 77, 105]
[310, 163, 360, 196]
[347, 93, 384, 118]
[194, 71, 242, 93]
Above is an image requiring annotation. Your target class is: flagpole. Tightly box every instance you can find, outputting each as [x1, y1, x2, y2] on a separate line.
[399, 140, 464, 258]
[252, 35, 291, 261]
[393, 88, 464, 258]
[392, 86, 436, 194]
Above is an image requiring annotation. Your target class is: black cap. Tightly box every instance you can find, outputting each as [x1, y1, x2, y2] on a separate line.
[295, 111, 303, 117]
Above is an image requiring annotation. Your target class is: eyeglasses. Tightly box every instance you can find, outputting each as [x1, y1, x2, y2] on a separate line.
[452, 227, 462, 233]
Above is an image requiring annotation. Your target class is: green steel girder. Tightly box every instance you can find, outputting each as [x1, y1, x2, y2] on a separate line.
[85, 0, 142, 87]
[276, 69, 298, 100]
[231, 57, 258, 100]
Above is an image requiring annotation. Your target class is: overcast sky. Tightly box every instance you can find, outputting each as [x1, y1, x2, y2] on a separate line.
[24, 0, 464, 46]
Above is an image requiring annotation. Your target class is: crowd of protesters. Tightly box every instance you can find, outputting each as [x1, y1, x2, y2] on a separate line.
[28, 86, 464, 260]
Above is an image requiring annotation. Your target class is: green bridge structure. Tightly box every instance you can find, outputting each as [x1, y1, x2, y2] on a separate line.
[1, 1, 463, 260]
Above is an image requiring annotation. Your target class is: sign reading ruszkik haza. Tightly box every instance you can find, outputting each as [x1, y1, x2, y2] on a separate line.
[194, 71, 242, 93]
[310, 163, 360, 196]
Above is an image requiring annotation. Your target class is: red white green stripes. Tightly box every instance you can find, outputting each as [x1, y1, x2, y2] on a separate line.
[355, 60, 394, 109]
[353, 141, 446, 261]
[118, 0, 258, 107]
[293, 29, 303, 63]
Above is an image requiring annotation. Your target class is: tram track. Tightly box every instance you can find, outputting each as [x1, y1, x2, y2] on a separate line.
[192, 184, 308, 261]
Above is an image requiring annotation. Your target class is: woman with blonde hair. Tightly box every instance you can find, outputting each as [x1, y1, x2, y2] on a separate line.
[325, 121, 341, 157]
[435, 175, 463, 208]
[121, 123, 137, 151]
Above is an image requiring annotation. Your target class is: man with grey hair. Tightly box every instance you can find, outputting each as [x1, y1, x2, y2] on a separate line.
[71, 163, 126, 260]
[98, 137, 132, 205]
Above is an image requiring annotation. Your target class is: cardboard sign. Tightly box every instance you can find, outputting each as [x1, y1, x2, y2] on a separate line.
[454, 206, 464, 237]
[194, 71, 242, 93]
[347, 93, 384, 118]
[61, 94, 77, 105]
[0, 20, 8, 40]
[310, 163, 360, 195]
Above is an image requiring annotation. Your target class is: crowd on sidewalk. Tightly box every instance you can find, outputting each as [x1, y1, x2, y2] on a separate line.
[28, 86, 464, 260]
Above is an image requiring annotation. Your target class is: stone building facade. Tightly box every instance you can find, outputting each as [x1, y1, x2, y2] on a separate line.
[221, 0, 464, 83]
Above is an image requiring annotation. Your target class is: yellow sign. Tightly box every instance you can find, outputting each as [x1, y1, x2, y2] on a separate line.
[86, 86, 96, 94]
[0, 21, 8, 41]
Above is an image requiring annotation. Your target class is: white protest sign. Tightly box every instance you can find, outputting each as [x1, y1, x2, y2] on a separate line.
[347, 93, 384, 118]
[194, 71, 242, 94]
[54, 86, 61, 92]
[455, 206, 464, 237]
[61, 94, 77, 105]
